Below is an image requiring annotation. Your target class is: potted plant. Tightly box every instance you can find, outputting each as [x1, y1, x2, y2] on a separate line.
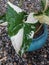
[28, 0, 49, 51]
[0, 0, 49, 56]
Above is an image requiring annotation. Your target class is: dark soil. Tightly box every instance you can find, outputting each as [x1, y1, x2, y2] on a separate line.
[34, 23, 44, 39]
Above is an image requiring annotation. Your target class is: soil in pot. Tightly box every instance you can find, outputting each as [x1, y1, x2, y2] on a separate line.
[33, 23, 44, 39]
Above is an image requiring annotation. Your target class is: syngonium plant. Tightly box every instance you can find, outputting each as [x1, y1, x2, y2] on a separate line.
[6, 1, 37, 56]
[0, 0, 49, 56]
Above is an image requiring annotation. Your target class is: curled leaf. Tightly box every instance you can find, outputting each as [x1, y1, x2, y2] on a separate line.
[35, 15, 49, 25]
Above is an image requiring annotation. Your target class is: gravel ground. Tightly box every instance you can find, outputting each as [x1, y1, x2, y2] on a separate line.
[0, 0, 49, 65]
[0, 0, 42, 15]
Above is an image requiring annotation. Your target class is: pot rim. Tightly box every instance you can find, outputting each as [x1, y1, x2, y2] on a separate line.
[33, 24, 48, 41]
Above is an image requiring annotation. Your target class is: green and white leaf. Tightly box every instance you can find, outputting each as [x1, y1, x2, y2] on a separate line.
[6, 1, 26, 36]
[6, 2, 37, 56]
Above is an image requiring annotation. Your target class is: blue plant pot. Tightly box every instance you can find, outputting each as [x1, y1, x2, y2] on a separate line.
[28, 24, 48, 51]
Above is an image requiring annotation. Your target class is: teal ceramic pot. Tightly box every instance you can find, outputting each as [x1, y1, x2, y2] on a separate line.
[28, 24, 48, 51]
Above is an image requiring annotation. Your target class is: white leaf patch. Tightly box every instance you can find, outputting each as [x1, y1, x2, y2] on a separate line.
[28, 31, 34, 39]
[25, 13, 38, 24]
[7, 1, 22, 13]
[11, 28, 24, 54]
